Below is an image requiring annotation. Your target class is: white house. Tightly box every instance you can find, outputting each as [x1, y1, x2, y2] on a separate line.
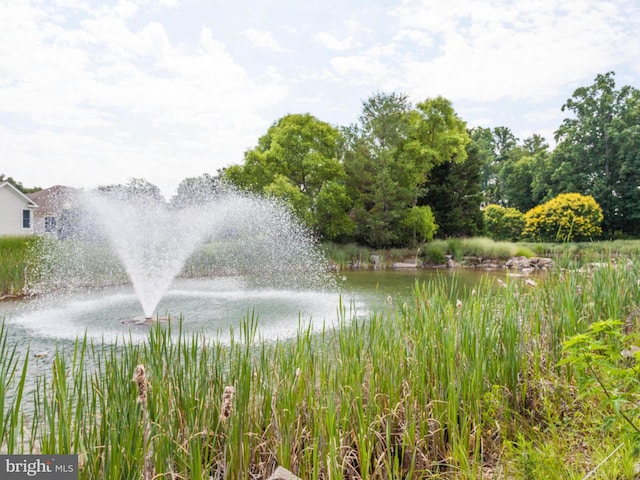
[0, 181, 38, 236]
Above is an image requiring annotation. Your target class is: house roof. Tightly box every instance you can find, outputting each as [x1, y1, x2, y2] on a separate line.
[0, 181, 38, 208]
[27, 185, 78, 215]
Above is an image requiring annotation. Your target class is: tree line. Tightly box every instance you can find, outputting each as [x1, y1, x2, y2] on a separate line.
[220, 72, 639, 247]
[6, 72, 638, 248]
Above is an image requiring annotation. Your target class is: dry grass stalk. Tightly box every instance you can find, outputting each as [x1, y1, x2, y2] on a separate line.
[132, 364, 154, 480]
[220, 386, 235, 422]
[132, 364, 148, 405]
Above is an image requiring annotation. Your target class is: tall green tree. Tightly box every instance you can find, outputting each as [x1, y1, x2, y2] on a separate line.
[551, 72, 640, 235]
[342, 92, 416, 247]
[222, 113, 345, 236]
[419, 134, 483, 237]
[409, 96, 470, 199]
[475, 126, 518, 205]
[497, 134, 551, 213]
[342, 93, 469, 247]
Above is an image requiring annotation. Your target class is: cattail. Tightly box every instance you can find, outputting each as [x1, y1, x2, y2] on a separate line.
[132, 364, 153, 480]
[132, 364, 148, 405]
[220, 386, 235, 421]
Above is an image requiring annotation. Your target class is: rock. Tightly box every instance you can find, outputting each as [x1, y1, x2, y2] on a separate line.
[370, 254, 381, 269]
[505, 256, 531, 270]
[529, 257, 554, 270]
[267, 466, 302, 480]
[506, 256, 554, 271]
[392, 257, 419, 268]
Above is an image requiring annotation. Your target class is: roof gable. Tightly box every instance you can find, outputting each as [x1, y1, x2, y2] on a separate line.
[0, 181, 38, 208]
[27, 185, 78, 214]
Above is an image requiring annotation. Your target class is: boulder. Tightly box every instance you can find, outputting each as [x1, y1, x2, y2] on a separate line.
[267, 466, 302, 480]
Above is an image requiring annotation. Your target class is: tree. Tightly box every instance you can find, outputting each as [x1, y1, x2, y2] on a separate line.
[551, 72, 640, 235]
[0, 174, 41, 193]
[474, 126, 518, 206]
[419, 134, 484, 237]
[522, 193, 603, 242]
[264, 174, 309, 224]
[609, 88, 640, 235]
[98, 178, 164, 202]
[313, 181, 355, 241]
[497, 135, 551, 213]
[222, 113, 346, 235]
[400, 205, 438, 245]
[170, 173, 222, 208]
[342, 92, 416, 247]
[342, 93, 470, 248]
[408, 97, 470, 207]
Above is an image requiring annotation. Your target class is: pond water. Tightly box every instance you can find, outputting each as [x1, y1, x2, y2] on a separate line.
[0, 269, 501, 358]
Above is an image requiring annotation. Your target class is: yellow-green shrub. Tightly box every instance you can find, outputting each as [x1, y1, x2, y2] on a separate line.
[522, 193, 603, 242]
[483, 204, 525, 241]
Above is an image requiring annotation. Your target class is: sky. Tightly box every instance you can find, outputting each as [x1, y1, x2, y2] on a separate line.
[1, 0, 639, 197]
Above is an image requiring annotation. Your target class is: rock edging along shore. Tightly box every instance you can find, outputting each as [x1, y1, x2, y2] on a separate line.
[356, 255, 555, 270]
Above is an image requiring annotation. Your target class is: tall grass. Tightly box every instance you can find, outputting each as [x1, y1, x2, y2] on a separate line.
[0, 236, 39, 297]
[1, 258, 638, 478]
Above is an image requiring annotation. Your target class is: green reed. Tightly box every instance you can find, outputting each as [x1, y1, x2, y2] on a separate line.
[1, 258, 639, 478]
[0, 236, 39, 296]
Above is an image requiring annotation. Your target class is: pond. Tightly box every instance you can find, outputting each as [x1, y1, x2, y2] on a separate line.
[0, 269, 504, 357]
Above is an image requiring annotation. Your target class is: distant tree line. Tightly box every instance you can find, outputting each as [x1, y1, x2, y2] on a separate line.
[0, 174, 41, 193]
[6, 72, 638, 247]
[220, 72, 640, 246]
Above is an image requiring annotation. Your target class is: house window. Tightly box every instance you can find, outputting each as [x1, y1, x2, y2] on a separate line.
[45, 216, 57, 233]
[22, 209, 31, 229]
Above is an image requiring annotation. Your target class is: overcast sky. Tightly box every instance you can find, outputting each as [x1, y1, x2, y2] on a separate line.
[1, 0, 639, 197]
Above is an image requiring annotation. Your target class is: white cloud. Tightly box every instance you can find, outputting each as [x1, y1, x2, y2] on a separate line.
[386, 0, 636, 102]
[329, 55, 392, 87]
[314, 32, 357, 51]
[0, 1, 289, 194]
[242, 28, 287, 52]
[0, 0, 637, 194]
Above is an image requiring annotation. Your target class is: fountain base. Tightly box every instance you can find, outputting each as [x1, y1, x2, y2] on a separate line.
[122, 316, 170, 326]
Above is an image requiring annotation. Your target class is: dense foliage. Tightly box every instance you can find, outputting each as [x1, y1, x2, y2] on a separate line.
[221, 93, 470, 247]
[483, 204, 525, 241]
[7, 71, 639, 246]
[522, 193, 604, 242]
[551, 72, 640, 236]
[219, 72, 637, 245]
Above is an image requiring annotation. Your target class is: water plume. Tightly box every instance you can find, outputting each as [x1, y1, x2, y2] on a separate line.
[30, 184, 333, 321]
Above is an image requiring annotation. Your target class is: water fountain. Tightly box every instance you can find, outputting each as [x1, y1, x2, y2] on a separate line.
[8, 183, 345, 344]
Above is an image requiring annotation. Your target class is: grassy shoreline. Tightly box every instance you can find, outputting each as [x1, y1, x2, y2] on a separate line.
[3, 236, 640, 298]
[2, 260, 640, 478]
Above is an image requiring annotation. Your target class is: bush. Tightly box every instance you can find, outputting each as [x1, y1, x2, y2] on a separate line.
[483, 204, 525, 241]
[522, 193, 603, 242]
[400, 206, 438, 245]
[447, 238, 464, 261]
[421, 242, 447, 265]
